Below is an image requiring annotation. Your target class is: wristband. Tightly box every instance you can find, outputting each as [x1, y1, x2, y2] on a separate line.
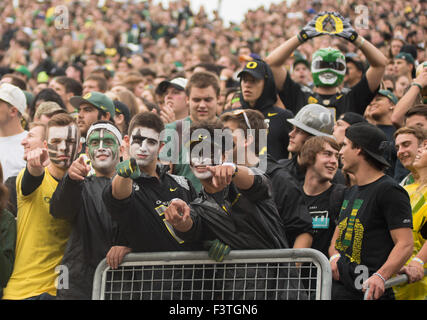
[373, 272, 386, 284]
[329, 253, 341, 262]
[412, 257, 425, 266]
[411, 82, 423, 92]
[297, 33, 306, 44]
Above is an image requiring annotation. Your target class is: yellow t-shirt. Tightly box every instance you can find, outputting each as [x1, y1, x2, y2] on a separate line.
[393, 183, 427, 300]
[2, 168, 71, 300]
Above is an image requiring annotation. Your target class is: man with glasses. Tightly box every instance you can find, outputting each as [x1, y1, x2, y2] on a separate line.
[266, 11, 387, 120]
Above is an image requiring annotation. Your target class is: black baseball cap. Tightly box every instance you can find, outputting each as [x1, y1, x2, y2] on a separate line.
[237, 59, 268, 80]
[338, 112, 367, 125]
[113, 100, 131, 124]
[345, 122, 390, 167]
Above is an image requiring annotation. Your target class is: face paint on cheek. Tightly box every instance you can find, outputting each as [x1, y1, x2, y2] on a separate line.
[47, 125, 79, 168]
[65, 125, 78, 167]
[129, 127, 160, 166]
[89, 129, 120, 170]
[190, 156, 213, 180]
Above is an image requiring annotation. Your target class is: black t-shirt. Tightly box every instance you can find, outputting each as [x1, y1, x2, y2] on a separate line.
[279, 74, 378, 120]
[103, 165, 200, 253]
[335, 175, 412, 279]
[303, 184, 345, 257]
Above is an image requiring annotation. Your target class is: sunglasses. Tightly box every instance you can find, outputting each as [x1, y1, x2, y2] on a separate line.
[231, 109, 252, 131]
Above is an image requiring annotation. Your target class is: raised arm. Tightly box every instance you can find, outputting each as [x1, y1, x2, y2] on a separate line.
[265, 12, 328, 90]
[391, 68, 427, 128]
[331, 12, 387, 93]
[265, 36, 301, 90]
[111, 158, 140, 200]
[21, 148, 50, 196]
[357, 36, 388, 93]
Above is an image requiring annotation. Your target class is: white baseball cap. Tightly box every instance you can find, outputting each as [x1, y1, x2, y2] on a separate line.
[0, 83, 27, 115]
[157, 77, 188, 94]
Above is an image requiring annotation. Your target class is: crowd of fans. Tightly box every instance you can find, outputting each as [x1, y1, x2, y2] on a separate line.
[0, 0, 426, 301]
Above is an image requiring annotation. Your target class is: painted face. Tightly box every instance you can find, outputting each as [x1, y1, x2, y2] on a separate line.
[311, 48, 346, 87]
[47, 125, 79, 168]
[129, 127, 160, 167]
[189, 139, 223, 181]
[87, 128, 120, 172]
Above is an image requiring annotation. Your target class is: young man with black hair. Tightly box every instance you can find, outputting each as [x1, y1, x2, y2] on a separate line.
[50, 121, 130, 300]
[71, 91, 115, 139]
[329, 122, 413, 300]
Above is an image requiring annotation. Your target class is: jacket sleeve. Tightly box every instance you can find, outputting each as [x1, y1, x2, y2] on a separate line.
[0, 210, 16, 289]
[238, 170, 272, 203]
[50, 173, 83, 222]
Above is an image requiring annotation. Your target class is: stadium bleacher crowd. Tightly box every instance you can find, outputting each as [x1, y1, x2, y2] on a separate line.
[0, 0, 426, 300]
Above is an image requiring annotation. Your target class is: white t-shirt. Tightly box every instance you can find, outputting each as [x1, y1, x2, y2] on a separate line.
[0, 131, 27, 181]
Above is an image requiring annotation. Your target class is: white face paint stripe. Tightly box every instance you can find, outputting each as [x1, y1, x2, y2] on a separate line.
[129, 127, 161, 167]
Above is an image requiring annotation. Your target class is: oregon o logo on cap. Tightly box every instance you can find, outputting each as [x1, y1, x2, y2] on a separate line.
[83, 92, 92, 99]
[246, 61, 258, 69]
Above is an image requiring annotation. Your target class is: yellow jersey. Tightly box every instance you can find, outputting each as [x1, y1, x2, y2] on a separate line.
[2, 168, 71, 299]
[393, 183, 427, 300]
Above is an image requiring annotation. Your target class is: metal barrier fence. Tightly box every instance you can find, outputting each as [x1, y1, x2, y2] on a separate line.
[92, 248, 332, 300]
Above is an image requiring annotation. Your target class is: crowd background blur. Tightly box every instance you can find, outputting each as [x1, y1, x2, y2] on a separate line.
[0, 0, 425, 123]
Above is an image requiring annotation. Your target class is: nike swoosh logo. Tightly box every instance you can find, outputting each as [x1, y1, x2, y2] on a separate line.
[170, 188, 177, 192]
[267, 113, 277, 117]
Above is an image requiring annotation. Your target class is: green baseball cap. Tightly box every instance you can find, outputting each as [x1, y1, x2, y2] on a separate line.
[377, 90, 398, 105]
[395, 52, 415, 65]
[15, 65, 31, 79]
[70, 91, 115, 118]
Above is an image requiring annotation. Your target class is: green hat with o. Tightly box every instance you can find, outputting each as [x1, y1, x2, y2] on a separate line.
[70, 91, 115, 118]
